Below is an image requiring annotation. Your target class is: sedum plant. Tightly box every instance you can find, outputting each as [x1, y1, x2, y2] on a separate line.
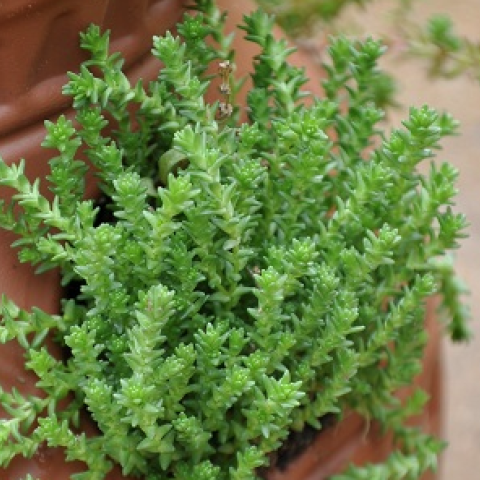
[262, 0, 480, 83]
[0, 0, 469, 478]
[257, 0, 374, 36]
[396, 12, 480, 82]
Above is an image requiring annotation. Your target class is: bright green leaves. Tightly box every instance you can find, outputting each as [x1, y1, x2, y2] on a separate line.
[152, 31, 212, 126]
[152, 32, 186, 68]
[111, 171, 149, 230]
[66, 29, 138, 113]
[384, 106, 457, 172]
[0, 0, 469, 478]
[174, 126, 216, 172]
[331, 428, 444, 480]
[242, 9, 308, 122]
[172, 412, 213, 460]
[231, 446, 265, 480]
[244, 373, 304, 452]
[36, 416, 115, 480]
[0, 298, 61, 348]
[174, 460, 222, 480]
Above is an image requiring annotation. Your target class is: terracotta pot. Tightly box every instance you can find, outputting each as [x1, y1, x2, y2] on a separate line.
[265, 298, 442, 480]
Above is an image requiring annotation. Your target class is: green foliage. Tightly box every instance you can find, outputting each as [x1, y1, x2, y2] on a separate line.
[0, 0, 468, 478]
[402, 13, 480, 81]
[332, 428, 444, 480]
[259, 0, 480, 84]
[257, 0, 373, 36]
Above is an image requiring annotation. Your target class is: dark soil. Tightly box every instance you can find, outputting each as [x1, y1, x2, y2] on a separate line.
[259, 413, 337, 475]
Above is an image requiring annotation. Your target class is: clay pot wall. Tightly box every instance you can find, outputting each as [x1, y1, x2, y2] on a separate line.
[0, 0, 183, 164]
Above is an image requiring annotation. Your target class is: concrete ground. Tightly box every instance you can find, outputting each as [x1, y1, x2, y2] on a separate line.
[315, 1, 480, 478]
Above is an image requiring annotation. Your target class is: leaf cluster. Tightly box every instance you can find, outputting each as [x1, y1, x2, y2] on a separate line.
[399, 13, 480, 82]
[0, 1, 468, 479]
[257, 0, 374, 36]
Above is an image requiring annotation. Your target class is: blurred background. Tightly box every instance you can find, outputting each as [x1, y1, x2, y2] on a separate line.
[262, 0, 479, 478]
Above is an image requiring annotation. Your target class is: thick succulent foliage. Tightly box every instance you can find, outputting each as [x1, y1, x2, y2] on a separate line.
[0, 1, 468, 479]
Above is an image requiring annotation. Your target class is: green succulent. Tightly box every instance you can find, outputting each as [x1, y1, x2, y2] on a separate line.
[0, 1, 468, 478]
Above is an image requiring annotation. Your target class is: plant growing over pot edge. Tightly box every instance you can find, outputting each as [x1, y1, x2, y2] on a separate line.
[0, 0, 469, 478]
